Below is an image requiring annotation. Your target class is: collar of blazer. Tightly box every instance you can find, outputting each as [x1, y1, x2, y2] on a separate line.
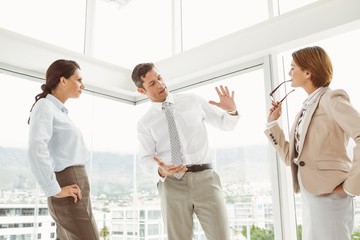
[290, 87, 330, 157]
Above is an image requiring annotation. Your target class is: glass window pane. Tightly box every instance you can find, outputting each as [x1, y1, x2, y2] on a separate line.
[0, 74, 38, 202]
[0, 0, 86, 53]
[0, 74, 56, 239]
[182, 68, 274, 239]
[68, 93, 138, 238]
[278, 0, 318, 14]
[181, 0, 269, 50]
[135, 102, 161, 203]
[93, 0, 172, 68]
[92, 97, 136, 205]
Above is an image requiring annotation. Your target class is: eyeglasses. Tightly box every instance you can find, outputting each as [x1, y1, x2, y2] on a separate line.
[269, 80, 295, 104]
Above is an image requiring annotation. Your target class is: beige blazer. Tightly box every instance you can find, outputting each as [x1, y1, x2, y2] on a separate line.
[265, 87, 360, 195]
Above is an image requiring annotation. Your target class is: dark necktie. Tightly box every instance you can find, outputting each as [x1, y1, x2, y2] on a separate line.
[162, 102, 185, 180]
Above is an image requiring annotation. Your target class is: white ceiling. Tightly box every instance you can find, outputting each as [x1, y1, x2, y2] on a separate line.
[0, 0, 359, 103]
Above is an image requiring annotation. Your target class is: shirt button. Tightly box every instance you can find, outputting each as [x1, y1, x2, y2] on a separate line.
[299, 161, 305, 166]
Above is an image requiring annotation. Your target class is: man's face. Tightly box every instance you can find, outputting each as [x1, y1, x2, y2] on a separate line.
[137, 68, 168, 102]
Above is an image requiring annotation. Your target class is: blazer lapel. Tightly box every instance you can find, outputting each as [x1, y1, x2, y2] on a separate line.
[290, 110, 303, 157]
[297, 87, 329, 155]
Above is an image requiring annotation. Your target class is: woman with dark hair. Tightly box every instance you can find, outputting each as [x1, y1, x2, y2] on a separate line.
[28, 59, 100, 240]
[265, 46, 360, 240]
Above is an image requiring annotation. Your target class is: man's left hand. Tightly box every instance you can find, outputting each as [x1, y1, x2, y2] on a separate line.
[209, 85, 237, 114]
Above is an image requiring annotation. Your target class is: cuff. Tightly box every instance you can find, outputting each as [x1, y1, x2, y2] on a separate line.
[42, 182, 61, 197]
[266, 120, 278, 129]
[344, 188, 355, 197]
[158, 168, 167, 182]
[227, 109, 238, 116]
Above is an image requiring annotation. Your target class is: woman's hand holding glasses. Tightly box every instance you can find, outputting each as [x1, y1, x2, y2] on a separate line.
[267, 80, 294, 122]
[268, 101, 282, 122]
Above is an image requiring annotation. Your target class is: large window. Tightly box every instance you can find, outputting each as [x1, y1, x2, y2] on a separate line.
[0, 0, 321, 68]
[181, 0, 269, 50]
[92, 0, 173, 68]
[0, 74, 56, 238]
[90, 0, 317, 67]
[0, 0, 86, 53]
[179, 67, 274, 239]
[68, 94, 137, 207]
[0, 74, 39, 198]
[278, 0, 318, 14]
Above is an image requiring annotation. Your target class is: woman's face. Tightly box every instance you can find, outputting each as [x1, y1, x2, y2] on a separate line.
[65, 69, 85, 99]
[288, 60, 309, 88]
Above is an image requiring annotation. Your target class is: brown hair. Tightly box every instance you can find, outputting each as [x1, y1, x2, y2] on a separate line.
[131, 62, 155, 89]
[292, 46, 333, 88]
[28, 59, 80, 124]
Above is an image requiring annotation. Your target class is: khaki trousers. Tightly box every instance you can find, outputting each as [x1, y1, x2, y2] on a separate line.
[158, 169, 230, 240]
[47, 166, 100, 240]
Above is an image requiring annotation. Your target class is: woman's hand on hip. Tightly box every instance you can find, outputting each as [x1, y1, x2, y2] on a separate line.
[55, 184, 82, 203]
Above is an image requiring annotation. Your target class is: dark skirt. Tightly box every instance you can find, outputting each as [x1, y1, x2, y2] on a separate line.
[47, 166, 100, 240]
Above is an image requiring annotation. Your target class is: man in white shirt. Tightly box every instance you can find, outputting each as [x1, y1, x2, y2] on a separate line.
[132, 62, 240, 240]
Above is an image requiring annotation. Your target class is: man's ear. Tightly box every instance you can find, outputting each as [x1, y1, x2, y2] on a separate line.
[137, 87, 146, 95]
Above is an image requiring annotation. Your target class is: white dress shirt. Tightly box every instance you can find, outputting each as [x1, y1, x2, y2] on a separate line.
[28, 94, 89, 197]
[294, 87, 323, 152]
[137, 93, 240, 180]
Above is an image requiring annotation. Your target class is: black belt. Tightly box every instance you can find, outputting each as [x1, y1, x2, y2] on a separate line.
[186, 164, 212, 172]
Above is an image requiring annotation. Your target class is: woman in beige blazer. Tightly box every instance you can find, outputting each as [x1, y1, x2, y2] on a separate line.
[265, 46, 360, 240]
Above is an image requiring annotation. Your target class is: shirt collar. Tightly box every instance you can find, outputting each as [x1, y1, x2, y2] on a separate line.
[151, 93, 174, 111]
[303, 87, 323, 110]
[46, 94, 68, 114]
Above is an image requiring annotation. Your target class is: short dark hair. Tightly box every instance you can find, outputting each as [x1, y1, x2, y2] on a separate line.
[131, 62, 155, 88]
